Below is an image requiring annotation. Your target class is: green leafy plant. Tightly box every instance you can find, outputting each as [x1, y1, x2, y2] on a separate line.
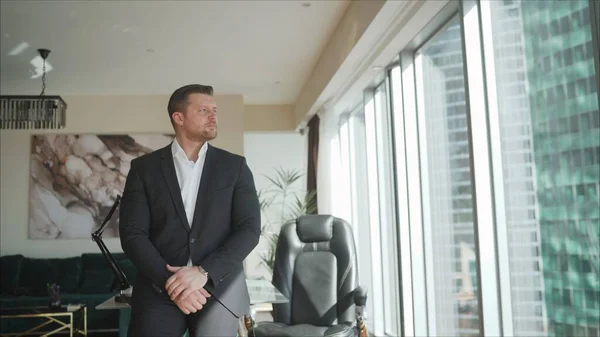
[258, 168, 317, 273]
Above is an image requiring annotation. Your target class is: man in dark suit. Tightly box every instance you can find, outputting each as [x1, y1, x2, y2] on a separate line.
[119, 84, 261, 336]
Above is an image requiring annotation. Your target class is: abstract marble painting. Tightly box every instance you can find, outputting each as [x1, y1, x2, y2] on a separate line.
[29, 134, 174, 239]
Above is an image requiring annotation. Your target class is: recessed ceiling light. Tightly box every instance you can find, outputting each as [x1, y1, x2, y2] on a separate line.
[372, 65, 383, 71]
[301, 2, 311, 7]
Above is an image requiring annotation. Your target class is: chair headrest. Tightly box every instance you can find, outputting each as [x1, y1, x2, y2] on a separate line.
[296, 215, 333, 242]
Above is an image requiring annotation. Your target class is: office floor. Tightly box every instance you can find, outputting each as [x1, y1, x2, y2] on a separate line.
[84, 312, 275, 337]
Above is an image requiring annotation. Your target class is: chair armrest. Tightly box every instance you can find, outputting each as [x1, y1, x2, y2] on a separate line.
[354, 286, 368, 306]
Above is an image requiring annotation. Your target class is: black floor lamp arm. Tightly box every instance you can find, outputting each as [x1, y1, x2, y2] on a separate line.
[91, 194, 131, 291]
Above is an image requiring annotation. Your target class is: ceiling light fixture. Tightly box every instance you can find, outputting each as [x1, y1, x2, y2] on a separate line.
[0, 48, 67, 129]
[301, 2, 311, 7]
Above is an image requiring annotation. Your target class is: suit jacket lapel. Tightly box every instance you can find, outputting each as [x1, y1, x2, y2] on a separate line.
[190, 144, 217, 233]
[160, 144, 191, 232]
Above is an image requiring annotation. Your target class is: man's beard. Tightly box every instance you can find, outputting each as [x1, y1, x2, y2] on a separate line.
[198, 127, 217, 141]
[184, 129, 216, 142]
[203, 130, 217, 140]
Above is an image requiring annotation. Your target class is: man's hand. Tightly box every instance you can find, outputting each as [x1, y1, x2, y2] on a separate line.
[173, 289, 210, 315]
[165, 264, 209, 302]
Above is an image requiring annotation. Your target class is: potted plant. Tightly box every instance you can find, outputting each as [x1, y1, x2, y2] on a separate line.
[258, 168, 317, 274]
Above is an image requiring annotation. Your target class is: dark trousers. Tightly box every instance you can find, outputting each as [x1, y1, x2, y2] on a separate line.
[127, 296, 239, 337]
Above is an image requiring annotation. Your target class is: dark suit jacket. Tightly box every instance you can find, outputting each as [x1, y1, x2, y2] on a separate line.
[119, 142, 261, 317]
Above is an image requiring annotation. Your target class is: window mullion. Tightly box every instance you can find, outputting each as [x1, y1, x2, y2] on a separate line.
[460, 0, 502, 335]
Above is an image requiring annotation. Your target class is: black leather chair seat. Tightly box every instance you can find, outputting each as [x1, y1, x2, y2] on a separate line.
[251, 215, 367, 337]
[253, 322, 356, 337]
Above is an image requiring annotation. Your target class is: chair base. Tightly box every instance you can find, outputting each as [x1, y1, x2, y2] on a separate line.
[244, 315, 369, 337]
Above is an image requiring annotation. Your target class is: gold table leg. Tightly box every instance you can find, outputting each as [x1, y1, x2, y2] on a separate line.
[72, 306, 87, 336]
[0, 305, 87, 337]
[83, 306, 87, 336]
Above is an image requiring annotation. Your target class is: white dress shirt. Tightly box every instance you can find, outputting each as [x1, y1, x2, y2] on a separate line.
[171, 139, 208, 266]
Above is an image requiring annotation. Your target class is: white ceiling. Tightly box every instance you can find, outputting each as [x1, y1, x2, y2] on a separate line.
[0, 0, 349, 104]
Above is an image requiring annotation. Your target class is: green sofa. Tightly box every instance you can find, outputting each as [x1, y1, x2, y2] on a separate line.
[0, 252, 136, 335]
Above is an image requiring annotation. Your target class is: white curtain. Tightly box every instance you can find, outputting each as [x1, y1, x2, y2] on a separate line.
[316, 106, 351, 222]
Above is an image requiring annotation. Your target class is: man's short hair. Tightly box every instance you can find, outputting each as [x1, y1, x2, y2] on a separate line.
[167, 84, 214, 125]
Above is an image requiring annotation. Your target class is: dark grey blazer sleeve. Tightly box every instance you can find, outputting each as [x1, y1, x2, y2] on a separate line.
[119, 158, 171, 290]
[199, 157, 261, 287]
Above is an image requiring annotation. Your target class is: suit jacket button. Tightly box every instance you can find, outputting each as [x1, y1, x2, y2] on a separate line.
[190, 238, 195, 243]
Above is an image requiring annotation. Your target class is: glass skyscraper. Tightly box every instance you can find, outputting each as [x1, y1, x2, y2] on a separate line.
[479, 0, 598, 335]
[519, 1, 599, 336]
[489, 0, 547, 334]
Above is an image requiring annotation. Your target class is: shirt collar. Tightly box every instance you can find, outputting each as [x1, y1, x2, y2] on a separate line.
[171, 139, 208, 161]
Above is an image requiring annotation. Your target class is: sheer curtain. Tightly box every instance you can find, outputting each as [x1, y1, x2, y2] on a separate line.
[316, 106, 351, 222]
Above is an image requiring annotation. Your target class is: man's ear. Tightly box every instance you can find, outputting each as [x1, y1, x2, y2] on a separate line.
[173, 112, 184, 126]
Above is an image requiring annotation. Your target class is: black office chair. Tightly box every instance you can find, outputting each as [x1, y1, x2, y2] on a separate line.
[251, 215, 368, 337]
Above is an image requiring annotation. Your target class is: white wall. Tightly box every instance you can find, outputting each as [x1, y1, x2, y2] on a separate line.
[243, 131, 307, 280]
[0, 94, 244, 258]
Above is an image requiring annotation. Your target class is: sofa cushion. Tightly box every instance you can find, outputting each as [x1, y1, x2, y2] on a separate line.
[18, 258, 60, 296]
[16, 257, 82, 296]
[77, 269, 115, 294]
[0, 255, 24, 295]
[80, 253, 136, 291]
[81, 253, 127, 271]
[55, 257, 83, 292]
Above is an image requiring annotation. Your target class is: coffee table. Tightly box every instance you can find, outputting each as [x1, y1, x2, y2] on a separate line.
[246, 278, 288, 306]
[0, 304, 87, 337]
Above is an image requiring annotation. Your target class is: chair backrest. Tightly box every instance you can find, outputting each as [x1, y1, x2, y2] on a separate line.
[271, 214, 358, 326]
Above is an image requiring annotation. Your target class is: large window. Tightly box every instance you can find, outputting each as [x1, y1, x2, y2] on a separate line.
[337, 0, 599, 336]
[344, 107, 377, 330]
[485, 0, 600, 336]
[342, 84, 400, 335]
[414, 17, 481, 337]
[363, 81, 401, 335]
[373, 81, 401, 336]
